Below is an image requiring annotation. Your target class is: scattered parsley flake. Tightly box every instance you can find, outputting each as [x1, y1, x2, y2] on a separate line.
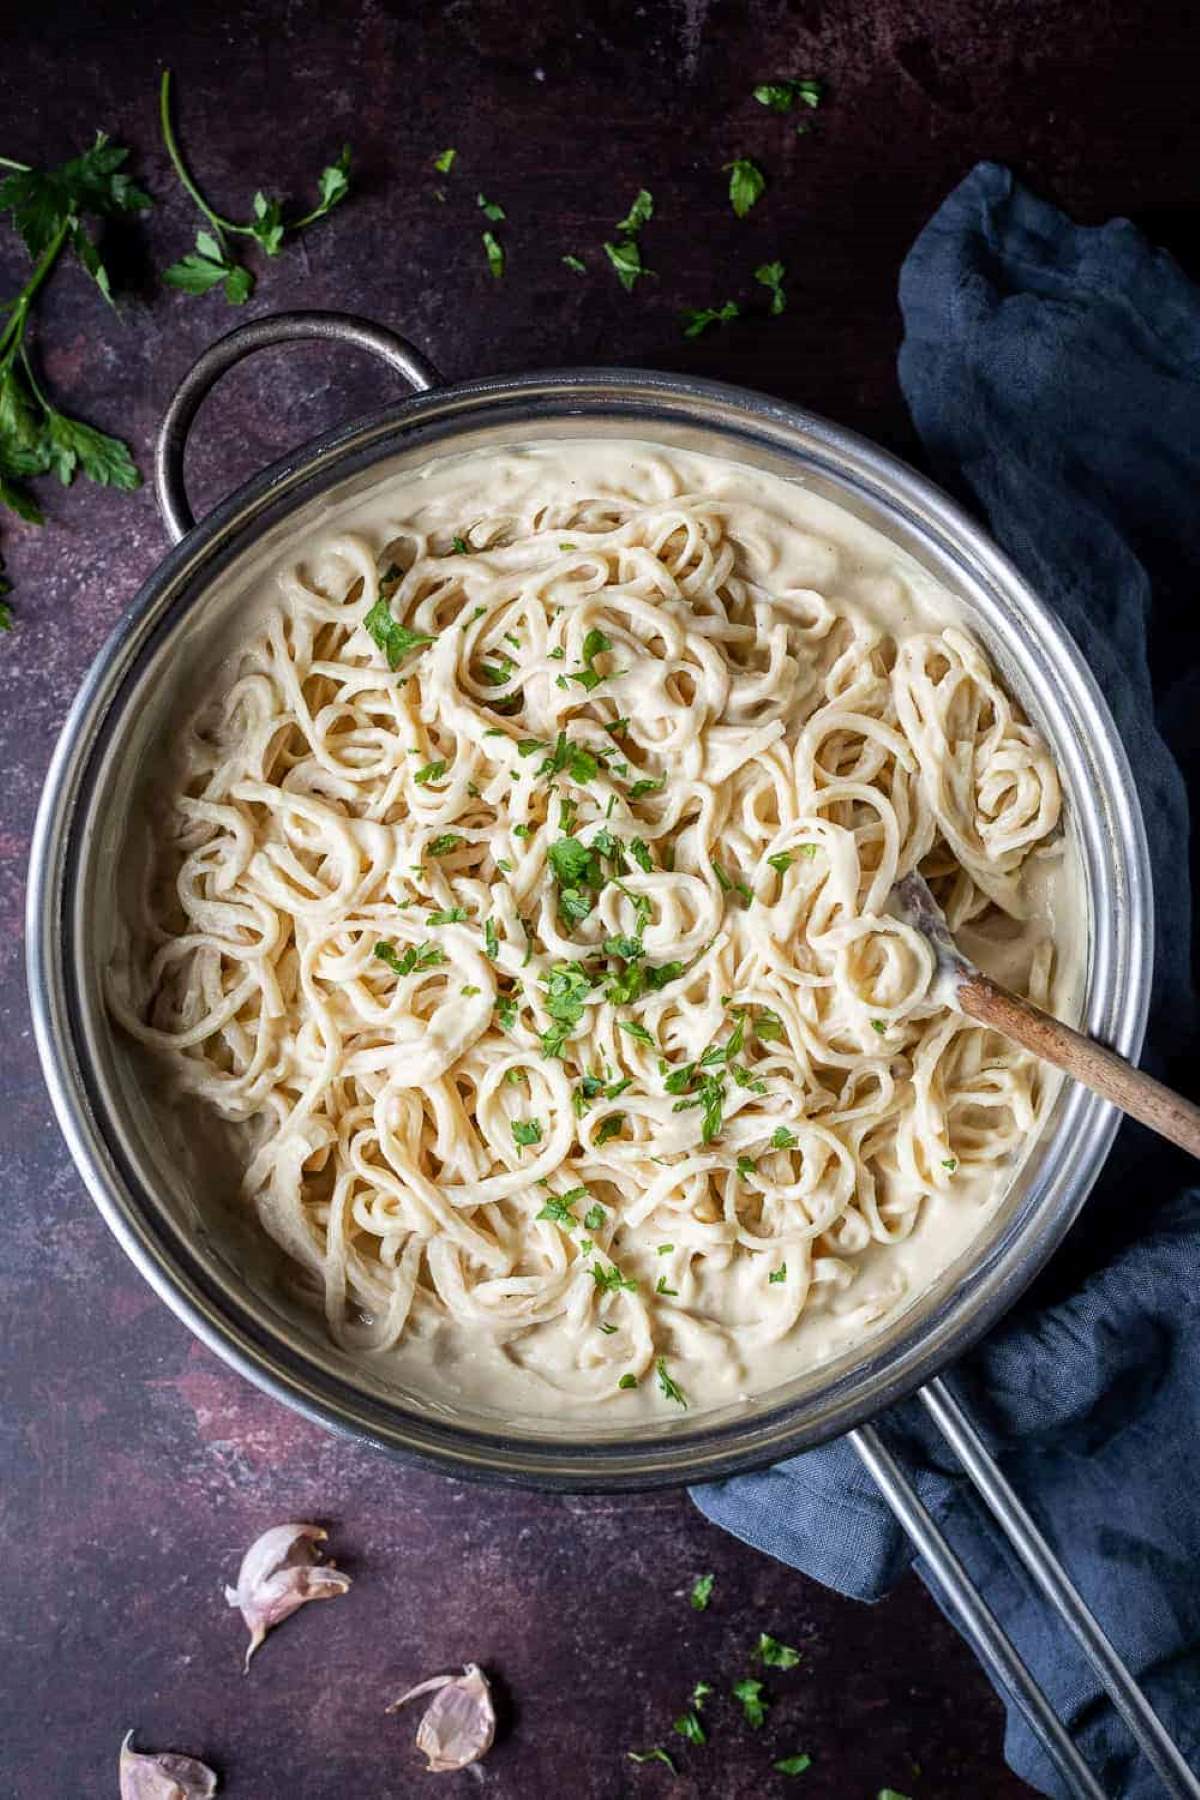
[732, 1677, 768, 1728]
[755, 259, 787, 315]
[736, 1155, 757, 1178]
[484, 918, 500, 959]
[460, 983, 480, 996]
[537, 1196, 576, 1226]
[593, 1260, 637, 1293]
[482, 228, 504, 278]
[771, 1126, 798, 1150]
[943, 1156, 958, 1171]
[755, 1632, 801, 1669]
[433, 148, 457, 172]
[672, 1711, 705, 1746]
[596, 1114, 626, 1146]
[767, 849, 793, 874]
[871, 1019, 888, 1034]
[426, 905, 466, 925]
[512, 1117, 542, 1148]
[603, 237, 650, 292]
[724, 157, 765, 217]
[775, 1754, 813, 1775]
[656, 1276, 679, 1297]
[599, 1321, 618, 1335]
[681, 299, 739, 338]
[615, 188, 654, 236]
[620, 1019, 655, 1047]
[477, 191, 505, 221]
[374, 939, 444, 977]
[583, 1203, 605, 1230]
[428, 833, 462, 856]
[690, 1572, 715, 1611]
[629, 773, 665, 801]
[562, 253, 586, 273]
[769, 1264, 787, 1284]
[414, 759, 447, 785]
[618, 1372, 639, 1390]
[627, 1748, 677, 1772]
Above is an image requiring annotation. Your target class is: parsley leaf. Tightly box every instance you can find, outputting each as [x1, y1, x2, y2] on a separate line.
[414, 759, 447, 785]
[426, 906, 466, 925]
[363, 598, 434, 668]
[755, 1632, 801, 1669]
[673, 1711, 705, 1746]
[724, 157, 766, 217]
[681, 300, 739, 338]
[596, 1114, 627, 1146]
[620, 1019, 655, 1047]
[428, 833, 462, 856]
[537, 1196, 577, 1226]
[629, 838, 654, 872]
[767, 849, 793, 874]
[159, 72, 350, 305]
[477, 192, 505, 222]
[374, 939, 444, 977]
[603, 238, 651, 293]
[583, 1203, 605, 1230]
[562, 253, 586, 273]
[482, 228, 504, 278]
[732, 1677, 768, 1728]
[627, 1749, 677, 1772]
[775, 1754, 813, 1775]
[755, 259, 787, 315]
[512, 1118, 543, 1148]
[690, 1572, 715, 1610]
[593, 1260, 637, 1293]
[771, 1126, 798, 1150]
[753, 77, 823, 114]
[433, 148, 457, 173]
[615, 188, 654, 235]
[656, 1357, 687, 1408]
[769, 1264, 787, 1284]
[484, 918, 500, 959]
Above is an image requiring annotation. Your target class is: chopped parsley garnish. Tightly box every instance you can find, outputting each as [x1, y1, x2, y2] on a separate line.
[656, 1276, 678, 1297]
[496, 994, 518, 1030]
[583, 1203, 605, 1230]
[767, 849, 793, 874]
[629, 837, 653, 872]
[672, 1711, 705, 1746]
[769, 1265, 787, 1285]
[681, 300, 739, 338]
[656, 1357, 687, 1408]
[736, 1155, 757, 1178]
[426, 906, 466, 925]
[596, 1114, 627, 1146]
[593, 1260, 637, 1293]
[627, 1749, 677, 1772]
[771, 1126, 798, 1150]
[603, 238, 650, 293]
[724, 157, 765, 217]
[374, 940, 444, 977]
[657, 1243, 674, 1254]
[512, 822, 534, 840]
[731, 1677, 768, 1728]
[690, 1573, 715, 1610]
[620, 1020, 655, 1047]
[615, 188, 654, 235]
[942, 1156, 958, 1171]
[433, 148, 457, 172]
[672, 1073, 725, 1144]
[451, 535, 469, 554]
[562, 253, 586, 273]
[414, 759, 447, 785]
[568, 626, 614, 691]
[755, 1008, 784, 1042]
[477, 192, 505, 222]
[363, 599, 434, 669]
[755, 260, 787, 315]
[484, 918, 500, 959]
[629, 773, 665, 801]
[428, 834, 462, 856]
[598, 1321, 618, 1335]
[752, 77, 823, 114]
[618, 1372, 638, 1390]
[537, 1196, 576, 1226]
[461, 984, 480, 996]
[755, 1632, 801, 1669]
[511, 1118, 542, 1148]
[774, 1754, 813, 1775]
[540, 961, 593, 1057]
[537, 729, 600, 782]
[871, 1019, 888, 1035]
[482, 228, 503, 278]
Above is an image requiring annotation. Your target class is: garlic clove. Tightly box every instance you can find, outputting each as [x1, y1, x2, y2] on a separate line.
[119, 1730, 217, 1798]
[224, 1522, 351, 1671]
[387, 1662, 496, 1773]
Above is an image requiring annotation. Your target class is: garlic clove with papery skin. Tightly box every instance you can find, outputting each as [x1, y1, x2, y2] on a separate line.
[119, 1731, 218, 1798]
[387, 1662, 496, 1773]
[224, 1522, 352, 1671]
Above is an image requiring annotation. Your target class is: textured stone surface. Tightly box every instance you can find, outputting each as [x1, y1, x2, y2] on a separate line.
[3, 1, 1196, 1794]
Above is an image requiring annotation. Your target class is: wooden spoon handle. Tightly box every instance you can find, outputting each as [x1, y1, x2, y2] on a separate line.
[957, 972, 1200, 1159]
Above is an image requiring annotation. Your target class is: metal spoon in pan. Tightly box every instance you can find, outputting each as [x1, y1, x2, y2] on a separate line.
[892, 871, 1200, 1159]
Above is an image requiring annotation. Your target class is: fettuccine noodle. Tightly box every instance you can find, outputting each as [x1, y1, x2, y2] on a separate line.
[110, 441, 1073, 1417]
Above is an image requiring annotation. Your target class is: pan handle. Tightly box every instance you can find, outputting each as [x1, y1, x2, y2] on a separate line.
[153, 310, 442, 544]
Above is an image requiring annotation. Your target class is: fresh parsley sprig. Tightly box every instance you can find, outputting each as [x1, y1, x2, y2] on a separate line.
[159, 69, 351, 305]
[0, 134, 148, 620]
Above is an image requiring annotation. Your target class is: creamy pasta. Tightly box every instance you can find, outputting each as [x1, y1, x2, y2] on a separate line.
[109, 440, 1076, 1420]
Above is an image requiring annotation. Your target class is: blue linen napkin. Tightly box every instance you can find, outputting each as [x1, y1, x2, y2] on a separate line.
[692, 163, 1200, 1797]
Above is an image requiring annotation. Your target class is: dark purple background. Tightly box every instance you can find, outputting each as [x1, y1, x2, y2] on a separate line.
[3, 2, 1196, 1794]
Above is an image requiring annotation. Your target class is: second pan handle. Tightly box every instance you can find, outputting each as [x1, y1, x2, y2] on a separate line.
[153, 310, 442, 544]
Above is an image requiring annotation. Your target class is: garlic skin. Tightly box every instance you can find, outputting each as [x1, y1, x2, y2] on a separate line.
[224, 1522, 351, 1671]
[387, 1663, 496, 1773]
[119, 1731, 217, 1798]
